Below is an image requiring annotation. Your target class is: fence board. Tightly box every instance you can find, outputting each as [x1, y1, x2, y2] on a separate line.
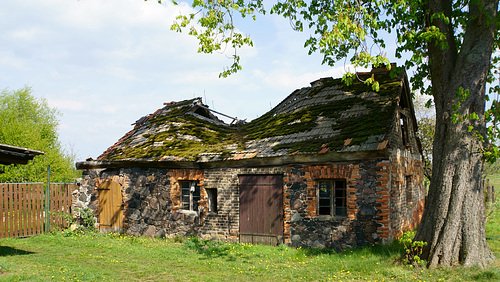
[21, 184, 26, 237]
[36, 184, 42, 235]
[9, 184, 14, 238]
[0, 184, 4, 237]
[0, 183, 74, 239]
[49, 183, 74, 230]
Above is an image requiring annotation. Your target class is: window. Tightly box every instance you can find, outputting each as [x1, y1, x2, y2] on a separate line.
[400, 114, 409, 147]
[318, 180, 347, 217]
[406, 175, 413, 205]
[206, 188, 218, 213]
[180, 181, 200, 211]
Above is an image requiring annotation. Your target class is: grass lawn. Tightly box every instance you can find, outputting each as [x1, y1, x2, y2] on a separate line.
[0, 196, 498, 281]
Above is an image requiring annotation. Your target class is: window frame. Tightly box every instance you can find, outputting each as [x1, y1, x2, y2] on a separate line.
[206, 188, 218, 213]
[400, 113, 410, 147]
[179, 180, 200, 211]
[405, 175, 413, 205]
[317, 179, 347, 217]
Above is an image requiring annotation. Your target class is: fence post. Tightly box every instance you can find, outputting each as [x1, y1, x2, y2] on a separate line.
[45, 165, 51, 233]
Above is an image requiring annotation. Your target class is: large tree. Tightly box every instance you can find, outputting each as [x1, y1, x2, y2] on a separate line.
[0, 87, 80, 183]
[166, 0, 499, 267]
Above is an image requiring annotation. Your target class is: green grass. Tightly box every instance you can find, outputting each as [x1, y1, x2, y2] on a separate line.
[0, 189, 499, 281]
[0, 227, 498, 281]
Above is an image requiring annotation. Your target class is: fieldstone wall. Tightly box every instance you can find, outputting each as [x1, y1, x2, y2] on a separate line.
[77, 156, 424, 249]
[283, 161, 384, 250]
[79, 168, 205, 238]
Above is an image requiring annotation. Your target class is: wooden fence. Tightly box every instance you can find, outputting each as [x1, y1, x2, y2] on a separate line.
[0, 183, 75, 239]
[47, 183, 74, 230]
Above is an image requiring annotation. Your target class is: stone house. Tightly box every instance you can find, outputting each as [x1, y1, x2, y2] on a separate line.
[76, 66, 425, 250]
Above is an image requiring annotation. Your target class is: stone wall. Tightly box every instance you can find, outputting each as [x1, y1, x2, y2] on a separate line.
[283, 161, 384, 250]
[77, 156, 424, 249]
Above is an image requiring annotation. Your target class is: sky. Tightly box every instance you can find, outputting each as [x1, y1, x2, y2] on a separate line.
[0, 0, 405, 161]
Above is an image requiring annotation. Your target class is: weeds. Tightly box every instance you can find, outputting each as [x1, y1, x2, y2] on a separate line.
[400, 231, 428, 267]
[49, 207, 97, 236]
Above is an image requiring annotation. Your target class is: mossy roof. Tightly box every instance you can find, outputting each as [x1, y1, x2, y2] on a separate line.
[96, 68, 407, 163]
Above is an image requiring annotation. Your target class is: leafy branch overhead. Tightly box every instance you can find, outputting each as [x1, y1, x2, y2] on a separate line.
[169, 0, 264, 77]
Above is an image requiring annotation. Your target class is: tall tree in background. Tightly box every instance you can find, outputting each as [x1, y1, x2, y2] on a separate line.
[0, 87, 80, 183]
[167, 0, 499, 267]
[414, 98, 435, 182]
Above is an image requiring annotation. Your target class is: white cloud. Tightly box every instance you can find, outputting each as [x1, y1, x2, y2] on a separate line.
[253, 64, 370, 90]
[48, 99, 85, 111]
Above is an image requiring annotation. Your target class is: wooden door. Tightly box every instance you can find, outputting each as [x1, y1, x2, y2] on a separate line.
[98, 180, 123, 233]
[239, 174, 283, 245]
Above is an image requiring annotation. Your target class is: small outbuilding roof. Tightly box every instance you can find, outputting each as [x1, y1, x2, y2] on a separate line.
[0, 143, 45, 165]
[77, 66, 413, 169]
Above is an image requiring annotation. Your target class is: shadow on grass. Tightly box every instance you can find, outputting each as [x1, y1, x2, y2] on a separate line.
[0, 246, 35, 256]
[486, 234, 500, 241]
[297, 240, 405, 258]
[183, 236, 405, 261]
[184, 237, 232, 259]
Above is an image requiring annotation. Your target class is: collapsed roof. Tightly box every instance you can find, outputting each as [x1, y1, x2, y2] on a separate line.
[77, 66, 413, 169]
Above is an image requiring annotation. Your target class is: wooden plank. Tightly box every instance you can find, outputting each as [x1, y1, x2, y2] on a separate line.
[23, 183, 28, 236]
[53, 184, 59, 227]
[9, 183, 14, 238]
[239, 234, 280, 246]
[98, 181, 122, 232]
[0, 184, 4, 238]
[14, 184, 18, 237]
[26, 183, 31, 236]
[20, 183, 24, 237]
[239, 175, 283, 238]
[26, 183, 34, 235]
[36, 183, 42, 235]
[52, 184, 61, 227]
[60, 183, 71, 228]
[53, 183, 59, 228]
[50, 184, 55, 228]
[35, 184, 40, 235]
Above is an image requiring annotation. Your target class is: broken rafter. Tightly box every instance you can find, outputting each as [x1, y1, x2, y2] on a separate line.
[196, 104, 243, 124]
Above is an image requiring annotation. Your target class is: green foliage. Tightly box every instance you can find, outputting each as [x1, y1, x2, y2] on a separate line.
[48, 211, 75, 233]
[0, 87, 81, 183]
[183, 235, 231, 255]
[50, 207, 97, 237]
[76, 207, 97, 232]
[169, 0, 263, 78]
[400, 231, 428, 268]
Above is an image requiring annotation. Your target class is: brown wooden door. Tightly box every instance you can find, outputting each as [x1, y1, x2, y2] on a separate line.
[98, 180, 123, 232]
[239, 175, 283, 244]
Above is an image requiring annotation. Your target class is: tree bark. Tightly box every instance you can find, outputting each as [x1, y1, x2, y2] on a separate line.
[414, 0, 498, 267]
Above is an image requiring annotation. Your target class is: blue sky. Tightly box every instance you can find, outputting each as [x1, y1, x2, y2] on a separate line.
[0, 0, 406, 160]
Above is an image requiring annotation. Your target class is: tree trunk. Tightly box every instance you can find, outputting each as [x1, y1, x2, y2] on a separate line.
[414, 105, 496, 267]
[414, 0, 498, 267]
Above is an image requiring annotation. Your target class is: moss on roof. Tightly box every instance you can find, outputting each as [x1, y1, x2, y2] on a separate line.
[98, 70, 405, 162]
